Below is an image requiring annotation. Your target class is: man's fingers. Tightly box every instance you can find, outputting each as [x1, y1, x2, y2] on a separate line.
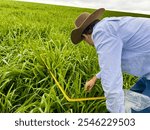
[84, 82, 89, 91]
[84, 83, 89, 91]
[88, 86, 92, 91]
[85, 82, 93, 92]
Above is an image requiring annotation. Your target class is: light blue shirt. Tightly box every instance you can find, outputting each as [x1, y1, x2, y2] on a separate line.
[92, 17, 150, 113]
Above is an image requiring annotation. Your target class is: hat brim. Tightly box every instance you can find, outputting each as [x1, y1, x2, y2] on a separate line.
[71, 8, 105, 44]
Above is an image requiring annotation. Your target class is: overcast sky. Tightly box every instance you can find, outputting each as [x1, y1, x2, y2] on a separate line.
[18, 0, 150, 14]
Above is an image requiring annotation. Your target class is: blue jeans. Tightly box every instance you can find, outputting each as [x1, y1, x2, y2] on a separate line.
[130, 77, 150, 113]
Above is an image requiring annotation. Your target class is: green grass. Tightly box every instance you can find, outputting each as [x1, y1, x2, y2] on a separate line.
[0, 0, 150, 113]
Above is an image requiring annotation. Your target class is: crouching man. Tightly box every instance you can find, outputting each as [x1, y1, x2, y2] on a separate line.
[71, 8, 150, 113]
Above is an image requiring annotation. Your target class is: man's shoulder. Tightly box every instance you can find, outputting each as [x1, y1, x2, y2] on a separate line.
[92, 17, 122, 35]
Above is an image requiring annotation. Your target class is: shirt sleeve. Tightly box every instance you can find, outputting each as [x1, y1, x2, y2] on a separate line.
[93, 30, 125, 113]
[96, 71, 101, 79]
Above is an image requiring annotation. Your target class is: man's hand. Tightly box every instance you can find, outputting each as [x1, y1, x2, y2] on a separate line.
[85, 76, 97, 92]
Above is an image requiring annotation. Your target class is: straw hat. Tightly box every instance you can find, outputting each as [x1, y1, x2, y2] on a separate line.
[71, 8, 105, 44]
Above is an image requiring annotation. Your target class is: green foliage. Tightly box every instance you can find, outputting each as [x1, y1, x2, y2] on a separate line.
[0, 0, 149, 113]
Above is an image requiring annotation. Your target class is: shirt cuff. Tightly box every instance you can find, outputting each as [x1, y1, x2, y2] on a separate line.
[96, 72, 101, 79]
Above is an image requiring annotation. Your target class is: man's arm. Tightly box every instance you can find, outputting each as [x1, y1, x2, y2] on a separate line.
[93, 30, 125, 113]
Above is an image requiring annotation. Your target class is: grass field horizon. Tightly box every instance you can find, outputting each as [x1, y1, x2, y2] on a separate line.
[0, 0, 150, 113]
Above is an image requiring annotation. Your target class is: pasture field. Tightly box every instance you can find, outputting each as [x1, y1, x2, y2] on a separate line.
[0, 0, 150, 112]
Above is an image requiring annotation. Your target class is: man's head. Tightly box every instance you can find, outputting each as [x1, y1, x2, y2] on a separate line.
[82, 19, 100, 46]
[71, 8, 105, 45]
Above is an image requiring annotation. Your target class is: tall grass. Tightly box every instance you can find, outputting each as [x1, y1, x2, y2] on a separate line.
[0, 0, 150, 112]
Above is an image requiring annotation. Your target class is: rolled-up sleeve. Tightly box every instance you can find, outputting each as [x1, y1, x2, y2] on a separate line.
[93, 30, 125, 113]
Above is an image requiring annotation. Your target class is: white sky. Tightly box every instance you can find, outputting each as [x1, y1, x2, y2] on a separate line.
[17, 0, 150, 14]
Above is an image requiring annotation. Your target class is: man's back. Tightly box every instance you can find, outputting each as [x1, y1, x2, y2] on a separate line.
[92, 16, 150, 79]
